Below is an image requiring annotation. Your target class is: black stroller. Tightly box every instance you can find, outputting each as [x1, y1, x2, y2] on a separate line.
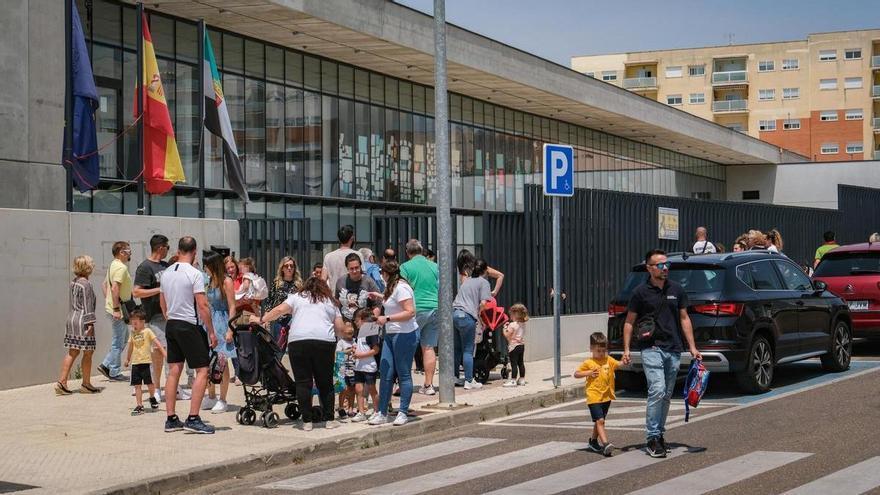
[473, 299, 510, 384]
[231, 318, 299, 428]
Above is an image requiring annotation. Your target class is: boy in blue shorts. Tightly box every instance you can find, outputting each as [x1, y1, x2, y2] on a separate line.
[574, 332, 620, 457]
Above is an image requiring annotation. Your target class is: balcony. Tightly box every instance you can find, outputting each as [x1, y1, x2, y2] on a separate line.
[712, 99, 749, 113]
[622, 77, 658, 90]
[874, 85, 880, 98]
[875, 150, 880, 160]
[712, 70, 748, 85]
[873, 55, 880, 69]
[874, 117, 880, 132]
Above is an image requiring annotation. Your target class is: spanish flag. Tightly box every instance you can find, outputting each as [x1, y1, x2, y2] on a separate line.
[137, 13, 184, 194]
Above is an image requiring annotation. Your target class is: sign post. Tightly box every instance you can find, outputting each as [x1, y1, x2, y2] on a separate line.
[543, 144, 574, 388]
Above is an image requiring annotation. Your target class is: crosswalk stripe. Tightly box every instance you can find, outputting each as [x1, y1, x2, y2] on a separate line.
[259, 437, 503, 490]
[353, 441, 585, 495]
[483, 446, 689, 495]
[526, 404, 721, 420]
[627, 451, 812, 495]
[781, 456, 880, 495]
[559, 415, 685, 428]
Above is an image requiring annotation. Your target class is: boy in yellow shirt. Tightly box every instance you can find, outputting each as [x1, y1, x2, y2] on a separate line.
[124, 309, 166, 415]
[574, 332, 620, 457]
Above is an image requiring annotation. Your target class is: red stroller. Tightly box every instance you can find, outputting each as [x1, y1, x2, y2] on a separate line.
[473, 298, 510, 384]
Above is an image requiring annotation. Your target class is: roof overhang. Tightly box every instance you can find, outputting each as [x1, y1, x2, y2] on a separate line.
[135, 0, 805, 165]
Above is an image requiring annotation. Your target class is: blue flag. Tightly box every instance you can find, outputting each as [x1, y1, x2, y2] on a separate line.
[66, 0, 99, 192]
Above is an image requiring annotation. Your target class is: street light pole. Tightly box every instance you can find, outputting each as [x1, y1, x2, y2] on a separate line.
[434, 0, 455, 406]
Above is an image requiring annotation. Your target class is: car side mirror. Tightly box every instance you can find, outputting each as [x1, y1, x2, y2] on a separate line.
[812, 280, 827, 293]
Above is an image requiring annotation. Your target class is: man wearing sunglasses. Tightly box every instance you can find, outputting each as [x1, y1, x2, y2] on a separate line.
[622, 249, 701, 459]
[97, 240, 134, 381]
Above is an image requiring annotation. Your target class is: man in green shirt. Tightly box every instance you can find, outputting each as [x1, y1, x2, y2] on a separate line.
[814, 231, 840, 269]
[400, 239, 439, 396]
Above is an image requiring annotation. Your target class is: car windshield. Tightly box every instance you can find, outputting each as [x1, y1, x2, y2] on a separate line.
[814, 252, 880, 277]
[617, 265, 725, 299]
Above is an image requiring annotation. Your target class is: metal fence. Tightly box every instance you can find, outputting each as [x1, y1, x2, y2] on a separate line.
[239, 218, 311, 282]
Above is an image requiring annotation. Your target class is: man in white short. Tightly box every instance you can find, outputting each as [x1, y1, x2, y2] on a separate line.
[692, 227, 716, 254]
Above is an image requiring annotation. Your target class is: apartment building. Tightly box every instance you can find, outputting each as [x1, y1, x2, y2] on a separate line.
[572, 30, 880, 162]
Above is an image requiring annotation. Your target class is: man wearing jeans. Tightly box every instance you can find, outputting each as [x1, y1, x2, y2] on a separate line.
[97, 241, 133, 381]
[622, 249, 701, 458]
[400, 239, 439, 396]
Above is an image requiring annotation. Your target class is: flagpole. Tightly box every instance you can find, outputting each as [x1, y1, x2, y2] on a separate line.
[136, 3, 145, 215]
[64, 0, 74, 212]
[197, 19, 206, 218]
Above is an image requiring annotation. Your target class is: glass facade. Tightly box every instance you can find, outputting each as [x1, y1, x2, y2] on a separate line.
[73, 1, 727, 257]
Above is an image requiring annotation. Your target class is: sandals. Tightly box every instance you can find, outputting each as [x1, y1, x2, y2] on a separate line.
[55, 382, 73, 396]
[80, 383, 101, 394]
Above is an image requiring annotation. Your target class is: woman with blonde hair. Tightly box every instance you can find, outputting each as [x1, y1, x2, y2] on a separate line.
[262, 256, 303, 348]
[747, 230, 770, 250]
[56, 255, 100, 395]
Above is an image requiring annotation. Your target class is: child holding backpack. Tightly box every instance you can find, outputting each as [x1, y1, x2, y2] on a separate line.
[574, 332, 620, 457]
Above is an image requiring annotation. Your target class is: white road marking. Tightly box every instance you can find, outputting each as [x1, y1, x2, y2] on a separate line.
[259, 437, 503, 490]
[558, 415, 684, 428]
[627, 451, 812, 495]
[483, 446, 690, 495]
[480, 398, 645, 425]
[781, 456, 880, 495]
[353, 441, 585, 495]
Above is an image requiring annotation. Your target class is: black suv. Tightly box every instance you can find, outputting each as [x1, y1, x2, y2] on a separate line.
[607, 251, 852, 393]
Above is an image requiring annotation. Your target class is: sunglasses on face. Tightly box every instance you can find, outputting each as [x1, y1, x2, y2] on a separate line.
[283, 264, 294, 269]
[649, 262, 671, 270]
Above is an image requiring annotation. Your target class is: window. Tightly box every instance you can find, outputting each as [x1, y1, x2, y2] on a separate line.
[691, 192, 711, 200]
[819, 78, 838, 90]
[601, 71, 617, 81]
[844, 77, 863, 89]
[783, 119, 801, 130]
[782, 59, 799, 70]
[846, 142, 864, 153]
[758, 89, 775, 100]
[688, 65, 705, 76]
[742, 190, 760, 200]
[737, 261, 784, 290]
[845, 48, 862, 60]
[665, 66, 683, 78]
[666, 94, 683, 105]
[758, 60, 775, 72]
[689, 93, 705, 104]
[775, 261, 813, 291]
[814, 252, 880, 277]
[584, 72, 595, 78]
[819, 50, 837, 61]
[820, 143, 839, 154]
[819, 110, 838, 121]
[783, 87, 799, 99]
[845, 109, 864, 120]
[758, 120, 777, 131]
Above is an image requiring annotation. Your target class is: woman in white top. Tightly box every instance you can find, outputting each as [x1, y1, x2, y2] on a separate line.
[367, 260, 418, 426]
[256, 277, 345, 431]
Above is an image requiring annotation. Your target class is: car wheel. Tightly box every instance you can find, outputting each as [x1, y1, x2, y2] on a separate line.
[820, 320, 852, 372]
[615, 371, 646, 391]
[736, 335, 773, 394]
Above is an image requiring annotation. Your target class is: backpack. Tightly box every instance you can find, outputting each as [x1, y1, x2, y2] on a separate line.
[683, 358, 710, 422]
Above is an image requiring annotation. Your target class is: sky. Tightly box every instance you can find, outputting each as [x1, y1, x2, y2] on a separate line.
[395, 0, 879, 66]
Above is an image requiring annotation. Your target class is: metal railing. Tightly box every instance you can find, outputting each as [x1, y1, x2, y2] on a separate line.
[712, 70, 748, 84]
[872, 55, 880, 68]
[712, 99, 748, 112]
[874, 117, 880, 130]
[622, 77, 657, 89]
[875, 150, 880, 160]
[873, 85, 880, 97]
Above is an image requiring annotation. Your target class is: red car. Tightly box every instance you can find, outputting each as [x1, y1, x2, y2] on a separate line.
[813, 242, 880, 338]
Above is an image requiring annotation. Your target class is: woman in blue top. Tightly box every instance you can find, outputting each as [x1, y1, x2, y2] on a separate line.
[202, 251, 236, 414]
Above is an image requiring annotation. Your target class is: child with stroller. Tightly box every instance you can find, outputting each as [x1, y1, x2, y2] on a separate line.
[124, 309, 166, 415]
[573, 332, 620, 457]
[351, 308, 380, 423]
[336, 321, 357, 420]
[502, 303, 529, 387]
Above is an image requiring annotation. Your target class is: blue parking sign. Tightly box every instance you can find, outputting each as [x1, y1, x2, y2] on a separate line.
[543, 144, 574, 197]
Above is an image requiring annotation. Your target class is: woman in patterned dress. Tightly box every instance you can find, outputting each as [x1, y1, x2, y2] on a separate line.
[56, 255, 100, 395]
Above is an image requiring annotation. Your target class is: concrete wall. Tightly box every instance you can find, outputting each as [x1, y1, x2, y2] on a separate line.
[1, 208, 239, 390]
[726, 160, 880, 208]
[523, 313, 609, 363]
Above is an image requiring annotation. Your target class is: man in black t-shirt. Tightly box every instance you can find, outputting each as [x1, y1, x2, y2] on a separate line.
[622, 249, 701, 459]
[133, 235, 172, 393]
[335, 253, 379, 321]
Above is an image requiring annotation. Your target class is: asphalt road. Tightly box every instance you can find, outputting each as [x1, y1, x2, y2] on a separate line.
[185, 341, 880, 495]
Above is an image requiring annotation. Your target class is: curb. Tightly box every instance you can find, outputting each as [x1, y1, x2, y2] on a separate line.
[98, 383, 585, 495]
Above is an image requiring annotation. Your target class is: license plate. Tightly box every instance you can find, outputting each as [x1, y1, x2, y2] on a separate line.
[848, 300, 869, 311]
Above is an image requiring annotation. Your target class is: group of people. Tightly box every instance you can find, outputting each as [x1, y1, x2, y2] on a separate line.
[691, 226, 785, 255]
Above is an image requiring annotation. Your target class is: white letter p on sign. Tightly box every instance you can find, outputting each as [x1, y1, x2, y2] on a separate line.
[550, 150, 568, 190]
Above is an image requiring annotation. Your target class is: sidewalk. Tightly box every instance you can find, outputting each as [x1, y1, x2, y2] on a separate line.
[0, 352, 590, 495]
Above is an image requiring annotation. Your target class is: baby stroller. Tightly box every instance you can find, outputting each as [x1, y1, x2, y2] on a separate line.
[473, 298, 510, 384]
[230, 317, 299, 428]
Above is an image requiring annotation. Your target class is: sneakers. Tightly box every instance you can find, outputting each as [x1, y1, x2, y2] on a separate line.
[184, 416, 215, 434]
[368, 413, 388, 425]
[516, 378, 527, 386]
[464, 380, 483, 390]
[97, 364, 111, 380]
[109, 374, 128, 382]
[659, 435, 672, 453]
[201, 397, 218, 411]
[301, 421, 313, 431]
[392, 411, 408, 426]
[603, 443, 614, 457]
[210, 399, 227, 414]
[503, 380, 517, 387]
[164, 415, 185, 432]
[177, 388, 192, 400]
[419, 385, 436, 395]
[646, 437, 666, 458]
[325, 420, 341, 429]
[587, 438, 602, 453]
[131, 405, 145, 416]
[149, 396, 159, 409]
[351, 412, 367, 423]
[454, 379, 465, 387]
[337, 408, 349, 420]
[153, 391, 162, 404]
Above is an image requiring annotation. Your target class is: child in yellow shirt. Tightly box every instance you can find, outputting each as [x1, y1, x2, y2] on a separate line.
[574, 332, 620, 457]
[124, 309, 166, 415]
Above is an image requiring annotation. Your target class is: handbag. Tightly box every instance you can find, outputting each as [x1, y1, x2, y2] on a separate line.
[634, 283, 669, 344]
